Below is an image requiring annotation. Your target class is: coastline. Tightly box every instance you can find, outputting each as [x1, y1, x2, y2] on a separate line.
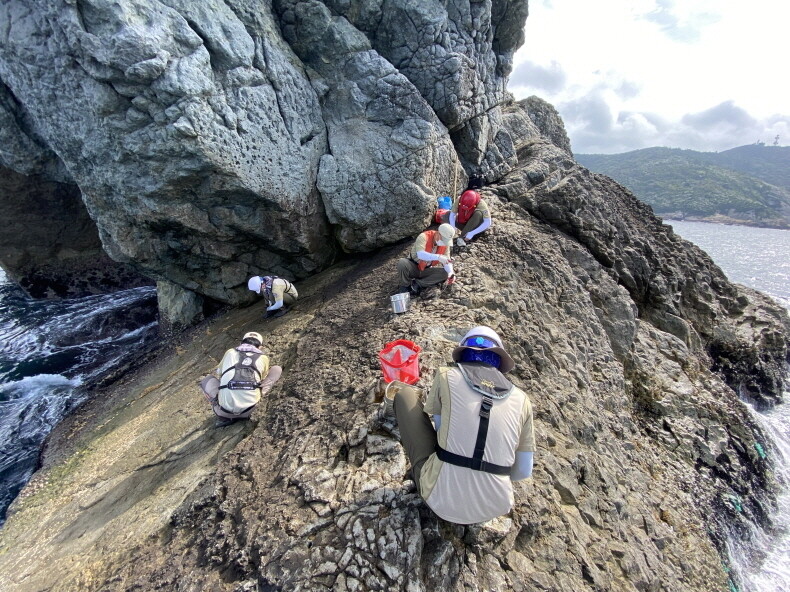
[660, 214, 790, 230]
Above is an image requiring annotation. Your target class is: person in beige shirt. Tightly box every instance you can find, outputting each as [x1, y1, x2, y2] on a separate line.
[396, 223, 456, 297]
[199, 331, 282, 427]
[248, 275, 298, 318]
[393, 326, 535, 524]
[441, 175, 491, 245]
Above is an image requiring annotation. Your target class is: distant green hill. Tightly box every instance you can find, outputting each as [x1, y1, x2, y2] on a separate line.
[576, 145, 790, 228]
[707, 144, 790, 191]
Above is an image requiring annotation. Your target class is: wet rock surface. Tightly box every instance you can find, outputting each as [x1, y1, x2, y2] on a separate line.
[0, 150, 786, 590]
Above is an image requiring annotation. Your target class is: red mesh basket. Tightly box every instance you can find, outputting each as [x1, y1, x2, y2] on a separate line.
[378, 339, 422, 384]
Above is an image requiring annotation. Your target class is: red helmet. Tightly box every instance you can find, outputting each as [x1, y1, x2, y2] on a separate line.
[457, 190, 480, 224]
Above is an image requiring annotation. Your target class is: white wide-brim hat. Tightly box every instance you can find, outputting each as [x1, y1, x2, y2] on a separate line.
[451, 326, 515, 373]
[436, 223, 455, 246]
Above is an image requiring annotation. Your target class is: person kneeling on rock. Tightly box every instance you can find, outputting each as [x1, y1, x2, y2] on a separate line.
[200, 331, 282, 427]
[393, 326, 535, 524]
[248, 275, 298, 318]
[442, 175, 491, 247]
[396, 223, 456, 299]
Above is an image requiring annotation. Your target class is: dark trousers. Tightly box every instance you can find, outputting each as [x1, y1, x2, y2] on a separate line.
[394, 386, 437, 492]
[396, 258, 449, 289]
[441, 209, 485, 237]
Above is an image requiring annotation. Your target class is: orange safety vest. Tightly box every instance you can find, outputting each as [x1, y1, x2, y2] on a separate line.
[416, 230, 448, 271]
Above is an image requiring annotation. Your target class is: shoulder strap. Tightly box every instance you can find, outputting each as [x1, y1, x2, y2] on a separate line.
[436, 406, 511, 477]
[219, 351, 264, 388]
[435, 366, 514, 475]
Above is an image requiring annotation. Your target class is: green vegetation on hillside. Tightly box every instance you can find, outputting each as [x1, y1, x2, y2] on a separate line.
[577, 145, 790, 227]
[710, 145, 790, 191]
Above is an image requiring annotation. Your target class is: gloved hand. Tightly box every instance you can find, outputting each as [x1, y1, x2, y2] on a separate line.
[456, 237, 466, 247]
[437, 255, 450, 265]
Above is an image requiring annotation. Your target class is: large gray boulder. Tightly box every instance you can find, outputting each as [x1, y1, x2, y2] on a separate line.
[0, 0, 529, 315]
[323, 0, 528, 178]
[276, 0, 458, 250]
[0, 0, 333, 306]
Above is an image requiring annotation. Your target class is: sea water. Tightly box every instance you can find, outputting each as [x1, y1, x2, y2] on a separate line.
[0, 268, 158, 524]
[669, 220, 790, 592]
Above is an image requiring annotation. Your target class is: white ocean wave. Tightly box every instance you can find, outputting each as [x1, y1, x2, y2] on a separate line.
[729, 393, 790, 592]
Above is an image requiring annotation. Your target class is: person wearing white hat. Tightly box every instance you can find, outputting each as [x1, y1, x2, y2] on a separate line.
[199, 331, 283, 427]
[248, 275, 298, 318]
[395, 223, 456, 298]
[393, 326, 535, 524]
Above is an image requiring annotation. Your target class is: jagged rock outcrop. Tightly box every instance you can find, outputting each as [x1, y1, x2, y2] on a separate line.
[493, 107, 787, 406]
[0, 103, 787, 591]
[0, 0, 525, 314]
[520, 95, 573, 156]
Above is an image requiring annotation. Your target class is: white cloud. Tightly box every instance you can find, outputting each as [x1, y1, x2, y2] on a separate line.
[509, 60, 567, 94]
[509, 0, 790, 153]
[641, 0, 721, 43]
[563, 101, 789, 154]
[681, 101, 757, 131]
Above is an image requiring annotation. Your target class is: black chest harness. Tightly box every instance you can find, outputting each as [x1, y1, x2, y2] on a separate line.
[219, 350, 263, 391]
[436, 363, 515, 475]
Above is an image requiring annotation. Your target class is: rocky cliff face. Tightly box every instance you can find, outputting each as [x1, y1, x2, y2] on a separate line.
[1, 3, 789, 591]
[0, 96, 787, 591]
[0, 0, 527, 324]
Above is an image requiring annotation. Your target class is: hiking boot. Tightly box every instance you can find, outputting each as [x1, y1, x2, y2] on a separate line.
[264, 306, 288, 319]
[214, 417, 237, 428]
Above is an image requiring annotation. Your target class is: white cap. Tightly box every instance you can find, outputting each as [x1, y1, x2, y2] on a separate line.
[247, 276, 262, 293]
[437, 223, 455, 245]
[243, 331, 263, 345]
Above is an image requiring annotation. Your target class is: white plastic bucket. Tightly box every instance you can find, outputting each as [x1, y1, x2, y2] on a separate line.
[390, 292, 410, 313]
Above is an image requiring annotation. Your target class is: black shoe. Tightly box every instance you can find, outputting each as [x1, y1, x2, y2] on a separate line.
[409, 280, 422, 296]
[264, 306, 288, 319]
[395, 286, 411, 295]
[214, 417, 237, 428]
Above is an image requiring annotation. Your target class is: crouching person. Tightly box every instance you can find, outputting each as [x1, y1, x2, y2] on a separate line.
[445, 175, 491, 246]
[396, 223, 456, 298]
[248, 275, 298, 318]
[200, 331, 282, 427]
[394, 326, 534, 524]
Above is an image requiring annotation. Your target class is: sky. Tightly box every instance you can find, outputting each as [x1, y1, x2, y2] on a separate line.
[507, 0, 790, 154]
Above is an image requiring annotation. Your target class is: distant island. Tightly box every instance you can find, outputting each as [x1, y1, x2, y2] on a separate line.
[577, 144, 790, 229]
